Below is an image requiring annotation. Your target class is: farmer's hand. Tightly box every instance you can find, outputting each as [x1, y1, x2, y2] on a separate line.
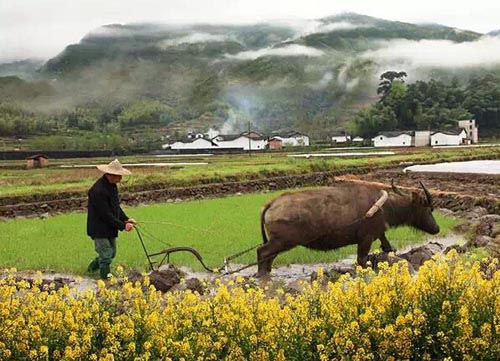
[127, 218, 137, 225]
[125, 222, 134, 232]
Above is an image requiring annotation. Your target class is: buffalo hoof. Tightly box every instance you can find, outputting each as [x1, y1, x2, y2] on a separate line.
[382, 247, 397, 253]
[254, 272, 271, 281]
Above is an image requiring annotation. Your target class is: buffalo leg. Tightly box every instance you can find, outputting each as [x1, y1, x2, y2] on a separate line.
[257, 241, 292, 277]
[380, 233, 396, 253]
[356, 238, 373, 268]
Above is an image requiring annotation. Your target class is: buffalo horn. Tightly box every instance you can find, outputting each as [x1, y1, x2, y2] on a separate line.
[391, 179, 406, 196]
[419, 181, 433, 206]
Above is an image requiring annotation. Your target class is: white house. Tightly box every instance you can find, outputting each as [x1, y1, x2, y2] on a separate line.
[163, 137, 218, 150]
[414, 130, 431, 147]
[212, 133, 267, 150]
[331, 132, 351, 144]
[430, 129, 467, 146]
[352, 136, 364, 143]
[270, 131, 309, 147]
[372, 131, 414, 147]
[457, 119, 478, 143]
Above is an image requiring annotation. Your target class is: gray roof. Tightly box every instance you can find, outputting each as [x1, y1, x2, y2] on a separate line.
[431, 128, 466, 136]
[176, 137, 218, 145]
[213, 134, 242, 141]
[271, 130, 308, 138]
[378, 131, 415, 137]
[214, 133, 267, 141]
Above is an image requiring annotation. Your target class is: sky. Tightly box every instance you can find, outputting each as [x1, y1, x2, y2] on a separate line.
[1, 0, 499, 62]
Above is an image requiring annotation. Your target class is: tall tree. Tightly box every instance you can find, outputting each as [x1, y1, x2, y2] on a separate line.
[377, 71, 408, 102]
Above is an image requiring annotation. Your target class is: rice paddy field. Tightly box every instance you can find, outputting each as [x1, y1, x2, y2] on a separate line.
[0, 190, 460, 274]
[1, 146, 498, 197]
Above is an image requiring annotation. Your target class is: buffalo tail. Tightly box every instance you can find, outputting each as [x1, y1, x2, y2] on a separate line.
[260, 202, 272, 244]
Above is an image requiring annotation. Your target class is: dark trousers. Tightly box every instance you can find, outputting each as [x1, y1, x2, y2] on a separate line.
[88, 237, 117, 279]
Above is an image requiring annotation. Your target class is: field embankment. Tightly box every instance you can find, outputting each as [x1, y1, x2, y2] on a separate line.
[1, 147, 498, 218]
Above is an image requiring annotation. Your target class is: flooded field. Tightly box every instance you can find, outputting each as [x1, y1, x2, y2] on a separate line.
[404, 160, 500, 174]
[60, 162, 209, 168]
[288, 151, 394, 158]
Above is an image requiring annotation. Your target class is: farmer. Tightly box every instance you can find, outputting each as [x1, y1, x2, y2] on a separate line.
[86, 159, 136, 279]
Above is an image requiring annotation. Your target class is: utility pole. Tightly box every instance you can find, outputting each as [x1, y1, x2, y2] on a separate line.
[248, 120, 251, 156]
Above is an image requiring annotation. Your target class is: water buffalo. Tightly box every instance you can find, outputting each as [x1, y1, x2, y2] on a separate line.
[257, 181, 439, 276]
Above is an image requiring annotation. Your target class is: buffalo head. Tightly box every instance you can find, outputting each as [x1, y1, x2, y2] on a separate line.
[392, 180, 440, 235]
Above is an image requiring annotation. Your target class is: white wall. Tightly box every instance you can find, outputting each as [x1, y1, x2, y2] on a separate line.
[431, 131, 466, 146]
[373, 134, 413, 147]
[458, 119, 478, 143]
[215, 136, 267, 150]
[414, 131, 431, 147]
[274, 135, 309, 146]
[332, 135, 350, 143]
[168, 138, 216, 150]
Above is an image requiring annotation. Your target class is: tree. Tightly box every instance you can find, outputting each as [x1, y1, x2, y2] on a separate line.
[377, 71, 408, 102]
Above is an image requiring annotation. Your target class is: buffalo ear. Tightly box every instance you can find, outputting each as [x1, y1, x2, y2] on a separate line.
[411, 191, 425, 205]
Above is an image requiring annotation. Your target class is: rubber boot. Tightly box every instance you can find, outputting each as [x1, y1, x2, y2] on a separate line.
[87, 258, 99, 273]
[99, 264, 111, 280]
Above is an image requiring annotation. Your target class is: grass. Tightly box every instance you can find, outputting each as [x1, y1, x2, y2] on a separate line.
[0, 190, 461, 275]
[1, 146, 499, 197]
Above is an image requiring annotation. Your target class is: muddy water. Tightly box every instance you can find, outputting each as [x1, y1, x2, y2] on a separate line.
[404, 160, 500, 175]
[178, 233, 464, 284]
[5, 233, 464, 292]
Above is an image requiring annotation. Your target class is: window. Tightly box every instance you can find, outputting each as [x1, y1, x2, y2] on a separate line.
[380, 137, 383, 140]
[435, 140, 438, 144]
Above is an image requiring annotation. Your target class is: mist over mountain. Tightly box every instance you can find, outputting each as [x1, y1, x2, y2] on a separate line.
[1, 13, 499, 139]
[0, 59, 45, 80]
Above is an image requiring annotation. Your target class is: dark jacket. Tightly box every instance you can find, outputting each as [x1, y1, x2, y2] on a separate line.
[87, 175, 128, 238]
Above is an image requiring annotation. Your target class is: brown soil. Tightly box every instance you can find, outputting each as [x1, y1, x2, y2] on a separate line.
[358, 170, 499, 199]
[1, 155, 498, 219]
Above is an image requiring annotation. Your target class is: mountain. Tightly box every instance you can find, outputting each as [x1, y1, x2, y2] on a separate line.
[292, 13, 480, 49]
[0, 59, 45, 80]
[488, 30, 500, 36]
[2, 13, 498, 139]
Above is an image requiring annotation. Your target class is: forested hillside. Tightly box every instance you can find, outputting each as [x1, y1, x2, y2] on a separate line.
[0, 13, 499, 150]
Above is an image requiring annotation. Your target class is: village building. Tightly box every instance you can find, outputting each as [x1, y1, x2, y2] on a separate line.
[269, 131, 310, 147]
[26, 154, 49, 169]
[430, 129, 467, 146]
[331, 132, 351, 144]
[267, 137, 283, 150]
[372, 131, 414, 147]
[372, 119, 478, 148]
[414, 130, 431, 147]
[457, 119, 478, 143]
[212, 133, 267, 151]
[352, 136, 364, 143]
[162, 137, 218, 150]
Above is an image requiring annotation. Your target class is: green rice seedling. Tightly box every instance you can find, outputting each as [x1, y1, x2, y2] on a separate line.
[0, 191, 460, 274]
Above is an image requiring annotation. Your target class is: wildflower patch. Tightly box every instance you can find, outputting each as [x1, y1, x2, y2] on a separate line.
[0, 254, 498, 361]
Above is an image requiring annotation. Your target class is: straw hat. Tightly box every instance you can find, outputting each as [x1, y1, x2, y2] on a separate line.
[97, 159, 131, 176]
